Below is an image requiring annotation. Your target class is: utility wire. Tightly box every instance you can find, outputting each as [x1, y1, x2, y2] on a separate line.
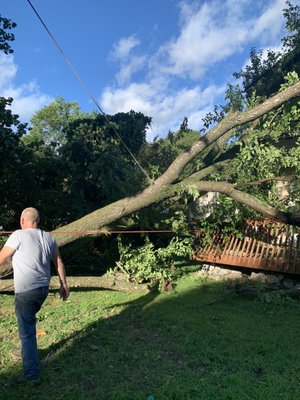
[0, 230, 176, 235]
[26, 0, 153, 184]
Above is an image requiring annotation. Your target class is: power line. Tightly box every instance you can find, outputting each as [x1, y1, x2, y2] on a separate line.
[0, 230, 175, 235]
[26, 0, 153, 184]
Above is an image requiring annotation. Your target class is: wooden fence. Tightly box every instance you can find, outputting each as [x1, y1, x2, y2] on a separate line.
[192, 220, 300, 275]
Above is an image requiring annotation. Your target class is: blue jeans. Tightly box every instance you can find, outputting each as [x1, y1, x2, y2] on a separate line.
[15, 287, 49, 380]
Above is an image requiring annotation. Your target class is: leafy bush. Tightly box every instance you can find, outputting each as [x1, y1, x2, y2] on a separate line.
[114, 235, 193, 290]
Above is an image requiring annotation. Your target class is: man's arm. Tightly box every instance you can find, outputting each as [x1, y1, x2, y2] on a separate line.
[52, 246, 69, 301]
[0, 246, 15, 265]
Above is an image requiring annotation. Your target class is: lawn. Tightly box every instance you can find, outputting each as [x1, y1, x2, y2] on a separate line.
[0, 272, 300, 400]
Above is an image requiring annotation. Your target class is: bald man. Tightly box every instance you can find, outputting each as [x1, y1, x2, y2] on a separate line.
[0, 207, 69, 385]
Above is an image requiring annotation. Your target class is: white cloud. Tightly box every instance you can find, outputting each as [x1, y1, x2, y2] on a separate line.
[0, 54, 52, 122]
[110, 35, 146, 84]
[2, 84, 52, 122]
[158, 0, 285, 79]
[101, 80, 225, 140]
[100, 0, 286, 140]
[116, 55, 146, 85]
[164, 2, 239, 78]
[0, 54, 17, 90]
[101, 82, 157, 114]
[252, 0, 286, 44]
[110, 35, 140, 60]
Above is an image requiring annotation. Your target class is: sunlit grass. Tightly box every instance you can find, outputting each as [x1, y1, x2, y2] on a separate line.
[0, 273, 300, 399]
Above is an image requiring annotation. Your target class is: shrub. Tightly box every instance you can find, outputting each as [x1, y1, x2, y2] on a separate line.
[114, 235, 193, 290]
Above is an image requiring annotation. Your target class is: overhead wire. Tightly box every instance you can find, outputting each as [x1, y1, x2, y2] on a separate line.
[26, 0, 153, 185]
[0, 230, 175, 235]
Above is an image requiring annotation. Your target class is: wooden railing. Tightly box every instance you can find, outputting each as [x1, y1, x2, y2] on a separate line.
[192, 220, 300, 275]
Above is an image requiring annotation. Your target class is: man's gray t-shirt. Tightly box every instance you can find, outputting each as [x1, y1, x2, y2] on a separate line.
[5, 229, 57, 293]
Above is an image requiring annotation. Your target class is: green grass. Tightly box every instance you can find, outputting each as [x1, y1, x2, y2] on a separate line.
[1, 273, 300, 399]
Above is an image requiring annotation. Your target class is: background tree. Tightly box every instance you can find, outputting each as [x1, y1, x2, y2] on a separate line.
[0, 15, 16, 54]
[0, 97, 30, 228]
[57, 109, 151, 215]
[234, 1, 300, 97]
[22, 96, 87, 151]
[0, 16, 32, 229]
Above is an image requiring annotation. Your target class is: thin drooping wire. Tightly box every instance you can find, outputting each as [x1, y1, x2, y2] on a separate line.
[26, 0, 152, 184]
[0, 230, 175, 235]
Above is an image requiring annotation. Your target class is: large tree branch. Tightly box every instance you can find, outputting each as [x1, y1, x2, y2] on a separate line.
[54, 175, 300, 247]
[178, 179, 300, 226]
[154, 81, 300, 186]
[51, 82, 300, 246]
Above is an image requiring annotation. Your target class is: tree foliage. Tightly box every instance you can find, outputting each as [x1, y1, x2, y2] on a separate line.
[9, 101, 151, 229]
[59, 109, 151, 212]
[0, 15, 16, 55]
[23, 97, 87, 151]
[233, 0, 300, 97]
[0, 98, 30, 228]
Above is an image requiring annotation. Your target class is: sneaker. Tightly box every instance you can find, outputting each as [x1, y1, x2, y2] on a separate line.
[11, 374, 41, 386]
[10, 348, 22, 361]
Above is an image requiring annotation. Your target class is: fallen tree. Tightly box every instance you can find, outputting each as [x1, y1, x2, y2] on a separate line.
[52, 81, 300, 247]
[1, 81, 300, 278]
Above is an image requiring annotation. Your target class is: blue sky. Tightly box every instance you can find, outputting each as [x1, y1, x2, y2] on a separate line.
[0, 0, 291, 140]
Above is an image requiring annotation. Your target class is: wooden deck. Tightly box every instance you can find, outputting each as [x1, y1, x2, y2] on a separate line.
[192, 220, 300, 275]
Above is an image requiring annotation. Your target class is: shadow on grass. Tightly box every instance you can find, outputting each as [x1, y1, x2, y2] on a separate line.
[1, 277, 300, 400]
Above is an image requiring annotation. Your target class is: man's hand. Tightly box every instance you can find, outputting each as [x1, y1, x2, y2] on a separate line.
[60, 283, 69, 301]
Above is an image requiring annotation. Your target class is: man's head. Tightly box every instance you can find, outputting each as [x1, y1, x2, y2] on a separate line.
[20, 207, 40, 229]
